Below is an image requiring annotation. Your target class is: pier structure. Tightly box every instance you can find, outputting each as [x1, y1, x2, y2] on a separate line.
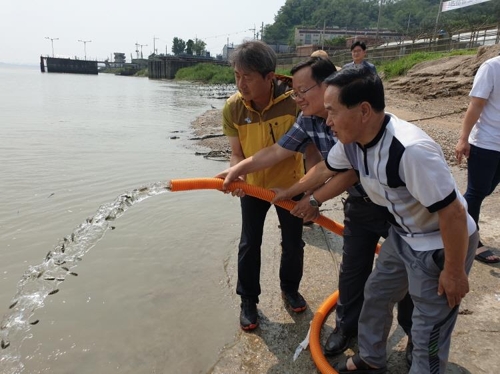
[148, 55, 228, 79]
[40, 56, 99, 74]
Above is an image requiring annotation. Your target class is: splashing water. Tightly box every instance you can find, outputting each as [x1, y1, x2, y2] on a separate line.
[0, 182, 170, 374]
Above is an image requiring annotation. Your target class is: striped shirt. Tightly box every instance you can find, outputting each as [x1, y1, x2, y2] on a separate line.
[278, 113, 336, 159]
[278, 113, 367, 197]
[326, 113, 476, 251]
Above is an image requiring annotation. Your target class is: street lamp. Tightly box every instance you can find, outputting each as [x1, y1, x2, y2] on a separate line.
[45, 36, 59, 57]
[78, 39, 92, 60]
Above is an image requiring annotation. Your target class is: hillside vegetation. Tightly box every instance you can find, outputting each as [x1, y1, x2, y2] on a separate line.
[263, 0, 499, 46]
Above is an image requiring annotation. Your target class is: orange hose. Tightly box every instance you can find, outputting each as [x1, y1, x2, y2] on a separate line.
[310, 291, 339, 374]
[169, 178, 344, 236]
[168, 178, 380, 374]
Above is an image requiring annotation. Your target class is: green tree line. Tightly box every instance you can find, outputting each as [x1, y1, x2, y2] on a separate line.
[171, 37, 207, 55]
[263, 0, 500, 46]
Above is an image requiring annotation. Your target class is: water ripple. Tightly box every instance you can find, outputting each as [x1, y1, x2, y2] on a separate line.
[0, 182, 170, 374]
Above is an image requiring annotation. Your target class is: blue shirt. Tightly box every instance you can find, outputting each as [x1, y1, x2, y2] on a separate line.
[278, 113, 335, 159]
[278, 112, 367, 197]
[342, 60, 377, 74]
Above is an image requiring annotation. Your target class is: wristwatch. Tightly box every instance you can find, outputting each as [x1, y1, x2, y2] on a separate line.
[309, 194, 322, 208]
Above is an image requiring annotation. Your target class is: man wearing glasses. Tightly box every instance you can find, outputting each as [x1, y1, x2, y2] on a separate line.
[343, 41, 377, 74]
[218, 56, 414, 366]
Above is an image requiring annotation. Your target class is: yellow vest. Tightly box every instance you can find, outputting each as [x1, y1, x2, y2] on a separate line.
[222, 80, 304, 189]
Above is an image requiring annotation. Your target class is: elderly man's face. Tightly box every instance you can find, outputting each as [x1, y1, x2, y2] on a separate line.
[324, 85, 363, 144]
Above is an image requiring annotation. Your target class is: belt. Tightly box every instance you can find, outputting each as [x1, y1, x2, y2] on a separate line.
[347, 195, 372, 203]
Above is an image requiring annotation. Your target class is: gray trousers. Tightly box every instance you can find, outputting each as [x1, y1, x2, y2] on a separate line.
[358, 227, 478, 373]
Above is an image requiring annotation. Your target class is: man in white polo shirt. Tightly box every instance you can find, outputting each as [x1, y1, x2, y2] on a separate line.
[273, 67, 478, 374]
[455, 53, 500, 264]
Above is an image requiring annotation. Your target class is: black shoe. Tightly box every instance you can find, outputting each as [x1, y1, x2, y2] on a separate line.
[405, 338, 413, 368]
[240, 299, 258, 331]
[282, 291, 307, 313]
[324, 328, 353, 356]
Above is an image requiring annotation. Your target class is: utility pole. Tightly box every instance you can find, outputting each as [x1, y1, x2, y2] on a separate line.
[135, 42, 140, 59]
[78, 39, 92, 60]
[153, 36, 159, 55]
[249, 25, 256, 39]
[433, 0, 444, 43]
[376, 0, 383, 40]
[321, 19, 326, 50]
[139, 44, 148, 58]
[45, 36, 59, 57]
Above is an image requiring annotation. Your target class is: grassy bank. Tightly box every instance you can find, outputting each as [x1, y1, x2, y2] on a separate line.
[378, 49, 477, 80]
[173, 48, 478, 84]
[175, 64, 234, 84]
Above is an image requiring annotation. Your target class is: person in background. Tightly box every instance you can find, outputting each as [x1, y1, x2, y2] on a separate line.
[217, 56, 414, 366]
[221, 40, 306, 331]
[343, 41, 377, 74]
[311, 49, 329, 59]
[455, 53, 500, 264]
[273, 67, 478, 373]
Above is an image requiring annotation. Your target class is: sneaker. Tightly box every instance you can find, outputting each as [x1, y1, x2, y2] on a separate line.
[240, 299, 258, 331]
[324, 327, 353, 356]
[282, 291, 307, 313]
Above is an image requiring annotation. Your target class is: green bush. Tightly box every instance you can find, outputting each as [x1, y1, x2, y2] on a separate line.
[175, 64, 234, 84]
[379, 49, 476, 80]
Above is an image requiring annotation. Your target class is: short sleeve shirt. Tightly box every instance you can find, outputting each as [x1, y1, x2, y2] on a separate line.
[468, 56, 500, 152]
[326, 113, 476, 251]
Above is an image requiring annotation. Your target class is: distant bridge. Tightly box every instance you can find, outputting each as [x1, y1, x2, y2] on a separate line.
[148, 55, 229, 79]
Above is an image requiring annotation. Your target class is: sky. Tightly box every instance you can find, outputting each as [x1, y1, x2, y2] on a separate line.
[0, 0, 286, 65]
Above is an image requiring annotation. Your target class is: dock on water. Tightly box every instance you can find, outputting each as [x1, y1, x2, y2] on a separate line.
[40, 56, 98, 75]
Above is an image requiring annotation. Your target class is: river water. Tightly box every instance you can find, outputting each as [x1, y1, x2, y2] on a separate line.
[0, 65, 242, 374]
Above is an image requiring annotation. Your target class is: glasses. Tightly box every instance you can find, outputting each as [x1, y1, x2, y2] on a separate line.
[290, 83, 318, 100]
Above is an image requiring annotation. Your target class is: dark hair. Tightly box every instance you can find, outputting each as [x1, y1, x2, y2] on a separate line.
[290, 57, 337, 85]
[350, 41, 367, 51]
[230, 40, 276, 78]
[324, 67, 385, 112]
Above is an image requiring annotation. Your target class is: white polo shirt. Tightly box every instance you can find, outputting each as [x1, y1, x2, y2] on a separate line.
[326, 113, 476, 251]
[469, 55, 500, 152]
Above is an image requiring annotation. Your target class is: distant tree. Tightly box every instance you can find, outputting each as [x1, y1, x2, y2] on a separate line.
[193, 39, 206, 56]
[172, 37, 186, 55]
[186, 39, 194, 55]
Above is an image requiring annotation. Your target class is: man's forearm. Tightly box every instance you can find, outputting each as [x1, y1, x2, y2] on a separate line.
[459, 98, 486, 141]
[285, 161, 336, 198]
[312, 169, 358, 204]
[439, 199, 468, 273]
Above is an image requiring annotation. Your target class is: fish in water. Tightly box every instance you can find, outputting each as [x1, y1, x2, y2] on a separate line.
[48, 289, 59, 295]
[30, 319, 40, 325]
[69, 272, 78, 276]
[44, 277, 56, 281]
[1, 339, 10, 349]
[9, 301, 18, 309]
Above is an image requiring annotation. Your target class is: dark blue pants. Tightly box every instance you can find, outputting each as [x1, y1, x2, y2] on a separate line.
[336, 196, 413, 336]
[236, 195, 304, 304]
[464, 144, 500, 246]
